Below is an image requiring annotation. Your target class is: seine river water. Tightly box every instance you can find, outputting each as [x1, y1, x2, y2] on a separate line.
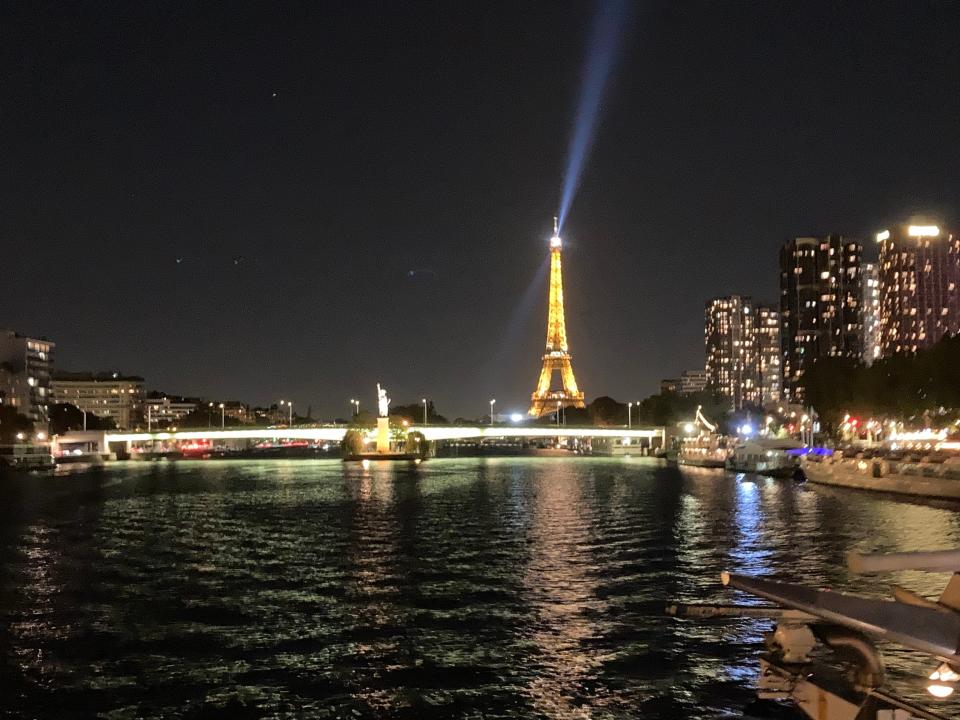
[2, 457, 960, 719]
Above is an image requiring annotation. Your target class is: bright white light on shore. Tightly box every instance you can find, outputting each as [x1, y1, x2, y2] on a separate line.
[550, 235, 562, 248]
[683, 423, 695, 433]
[740, 424, 754, 436]
[875, 230, 890, 242]
[908, 225, 940, 237]
[510, 413, 524, 423]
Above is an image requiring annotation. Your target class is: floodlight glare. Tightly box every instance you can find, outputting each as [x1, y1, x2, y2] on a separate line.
[908, 225, 940, 237]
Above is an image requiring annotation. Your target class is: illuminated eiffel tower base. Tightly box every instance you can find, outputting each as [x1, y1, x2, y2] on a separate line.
[528, 219, 586, 417]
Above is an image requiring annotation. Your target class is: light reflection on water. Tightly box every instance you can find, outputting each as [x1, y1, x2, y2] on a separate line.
[0, 458, 959, 718]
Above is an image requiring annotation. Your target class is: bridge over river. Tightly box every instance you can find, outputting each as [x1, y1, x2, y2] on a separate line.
[52, 424, 666, 457]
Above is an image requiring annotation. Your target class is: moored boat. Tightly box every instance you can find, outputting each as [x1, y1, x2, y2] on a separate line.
[725, 437, 804, 477]
[0, 444, 56, 472]
[676, 405, 729, 468]
[677, 434, 729, 468]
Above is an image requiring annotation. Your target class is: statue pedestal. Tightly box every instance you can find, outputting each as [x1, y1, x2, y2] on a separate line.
[376, 417, 390, 453]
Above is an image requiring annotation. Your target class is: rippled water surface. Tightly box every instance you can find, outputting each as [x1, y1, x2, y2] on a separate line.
[2, 457, 960, 719]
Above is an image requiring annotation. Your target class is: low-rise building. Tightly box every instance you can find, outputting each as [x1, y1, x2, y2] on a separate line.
[144, 394, 198, 428]
[659, 377, 681, 394]
[678, 369, 708, 394]
[660, 369, 708, 395]
[51, 372, 145, 429]
[222, 401, 251, 424]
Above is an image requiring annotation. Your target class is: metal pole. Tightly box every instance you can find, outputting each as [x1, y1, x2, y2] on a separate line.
[220, 404, 225, 428]
[288, 402, 292, 425]
[489, 399, 495, 425]
[628, 402, 632, 430]
[422, 398, 427, 424]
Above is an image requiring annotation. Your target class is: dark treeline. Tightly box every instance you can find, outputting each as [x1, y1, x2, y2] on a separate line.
[806, 334, 960, 425]
[542, 391, 730, 428]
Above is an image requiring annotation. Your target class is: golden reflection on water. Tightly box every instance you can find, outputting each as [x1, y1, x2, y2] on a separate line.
[521, 461, 606, 718]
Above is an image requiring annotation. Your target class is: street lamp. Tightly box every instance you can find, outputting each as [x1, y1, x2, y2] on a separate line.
[628, 401, 633, 430]
[208, 401, 213, 428]
[422, 398, 428, 425]
[489, 399, 495, 425]
[557, 400, 561, 428]
[280, 400, 293, 425]
[219, 403, 225, 428]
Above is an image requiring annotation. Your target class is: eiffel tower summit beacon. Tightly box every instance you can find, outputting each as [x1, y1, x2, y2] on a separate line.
[528, 218, 587, 417]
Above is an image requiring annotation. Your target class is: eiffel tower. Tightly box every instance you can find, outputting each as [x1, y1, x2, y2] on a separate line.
[528, 219, 586, 417]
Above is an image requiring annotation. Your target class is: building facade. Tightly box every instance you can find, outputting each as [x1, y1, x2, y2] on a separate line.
[222, 401, 252, 424]
[779, 235, 863, 403]
[877, 225, 960, 356]
[0, 330, 55, 424]
[755, 305, 781, 405]
[660, 369, 708, 395]
[861, 262, 881, 365]
[144, 395, 197, 428]
[678, 369, 708, 394]
[705, 295, 757, 409]
[51, 372, 145, 429]
[705, 298, 782, 409]
[0, 366, 30, 418]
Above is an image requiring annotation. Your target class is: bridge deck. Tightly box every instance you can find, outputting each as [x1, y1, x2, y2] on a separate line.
[90, 425, 664, 444]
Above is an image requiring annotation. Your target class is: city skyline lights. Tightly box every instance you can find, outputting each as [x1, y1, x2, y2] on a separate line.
[3, 4, 959, 417]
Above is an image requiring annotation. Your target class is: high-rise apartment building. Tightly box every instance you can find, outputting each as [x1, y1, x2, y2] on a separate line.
[705, 295, 758, 409]
[705, 297, 782, 408]
[755, 305, 781, 405]
[0, 330, 55, 424]
[779, 235, 863, 403]
[861, 263, 881, 365]
[876, 224, 960, 356]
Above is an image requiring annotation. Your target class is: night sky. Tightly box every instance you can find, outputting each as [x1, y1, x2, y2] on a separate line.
[4, 1, 960, 419]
